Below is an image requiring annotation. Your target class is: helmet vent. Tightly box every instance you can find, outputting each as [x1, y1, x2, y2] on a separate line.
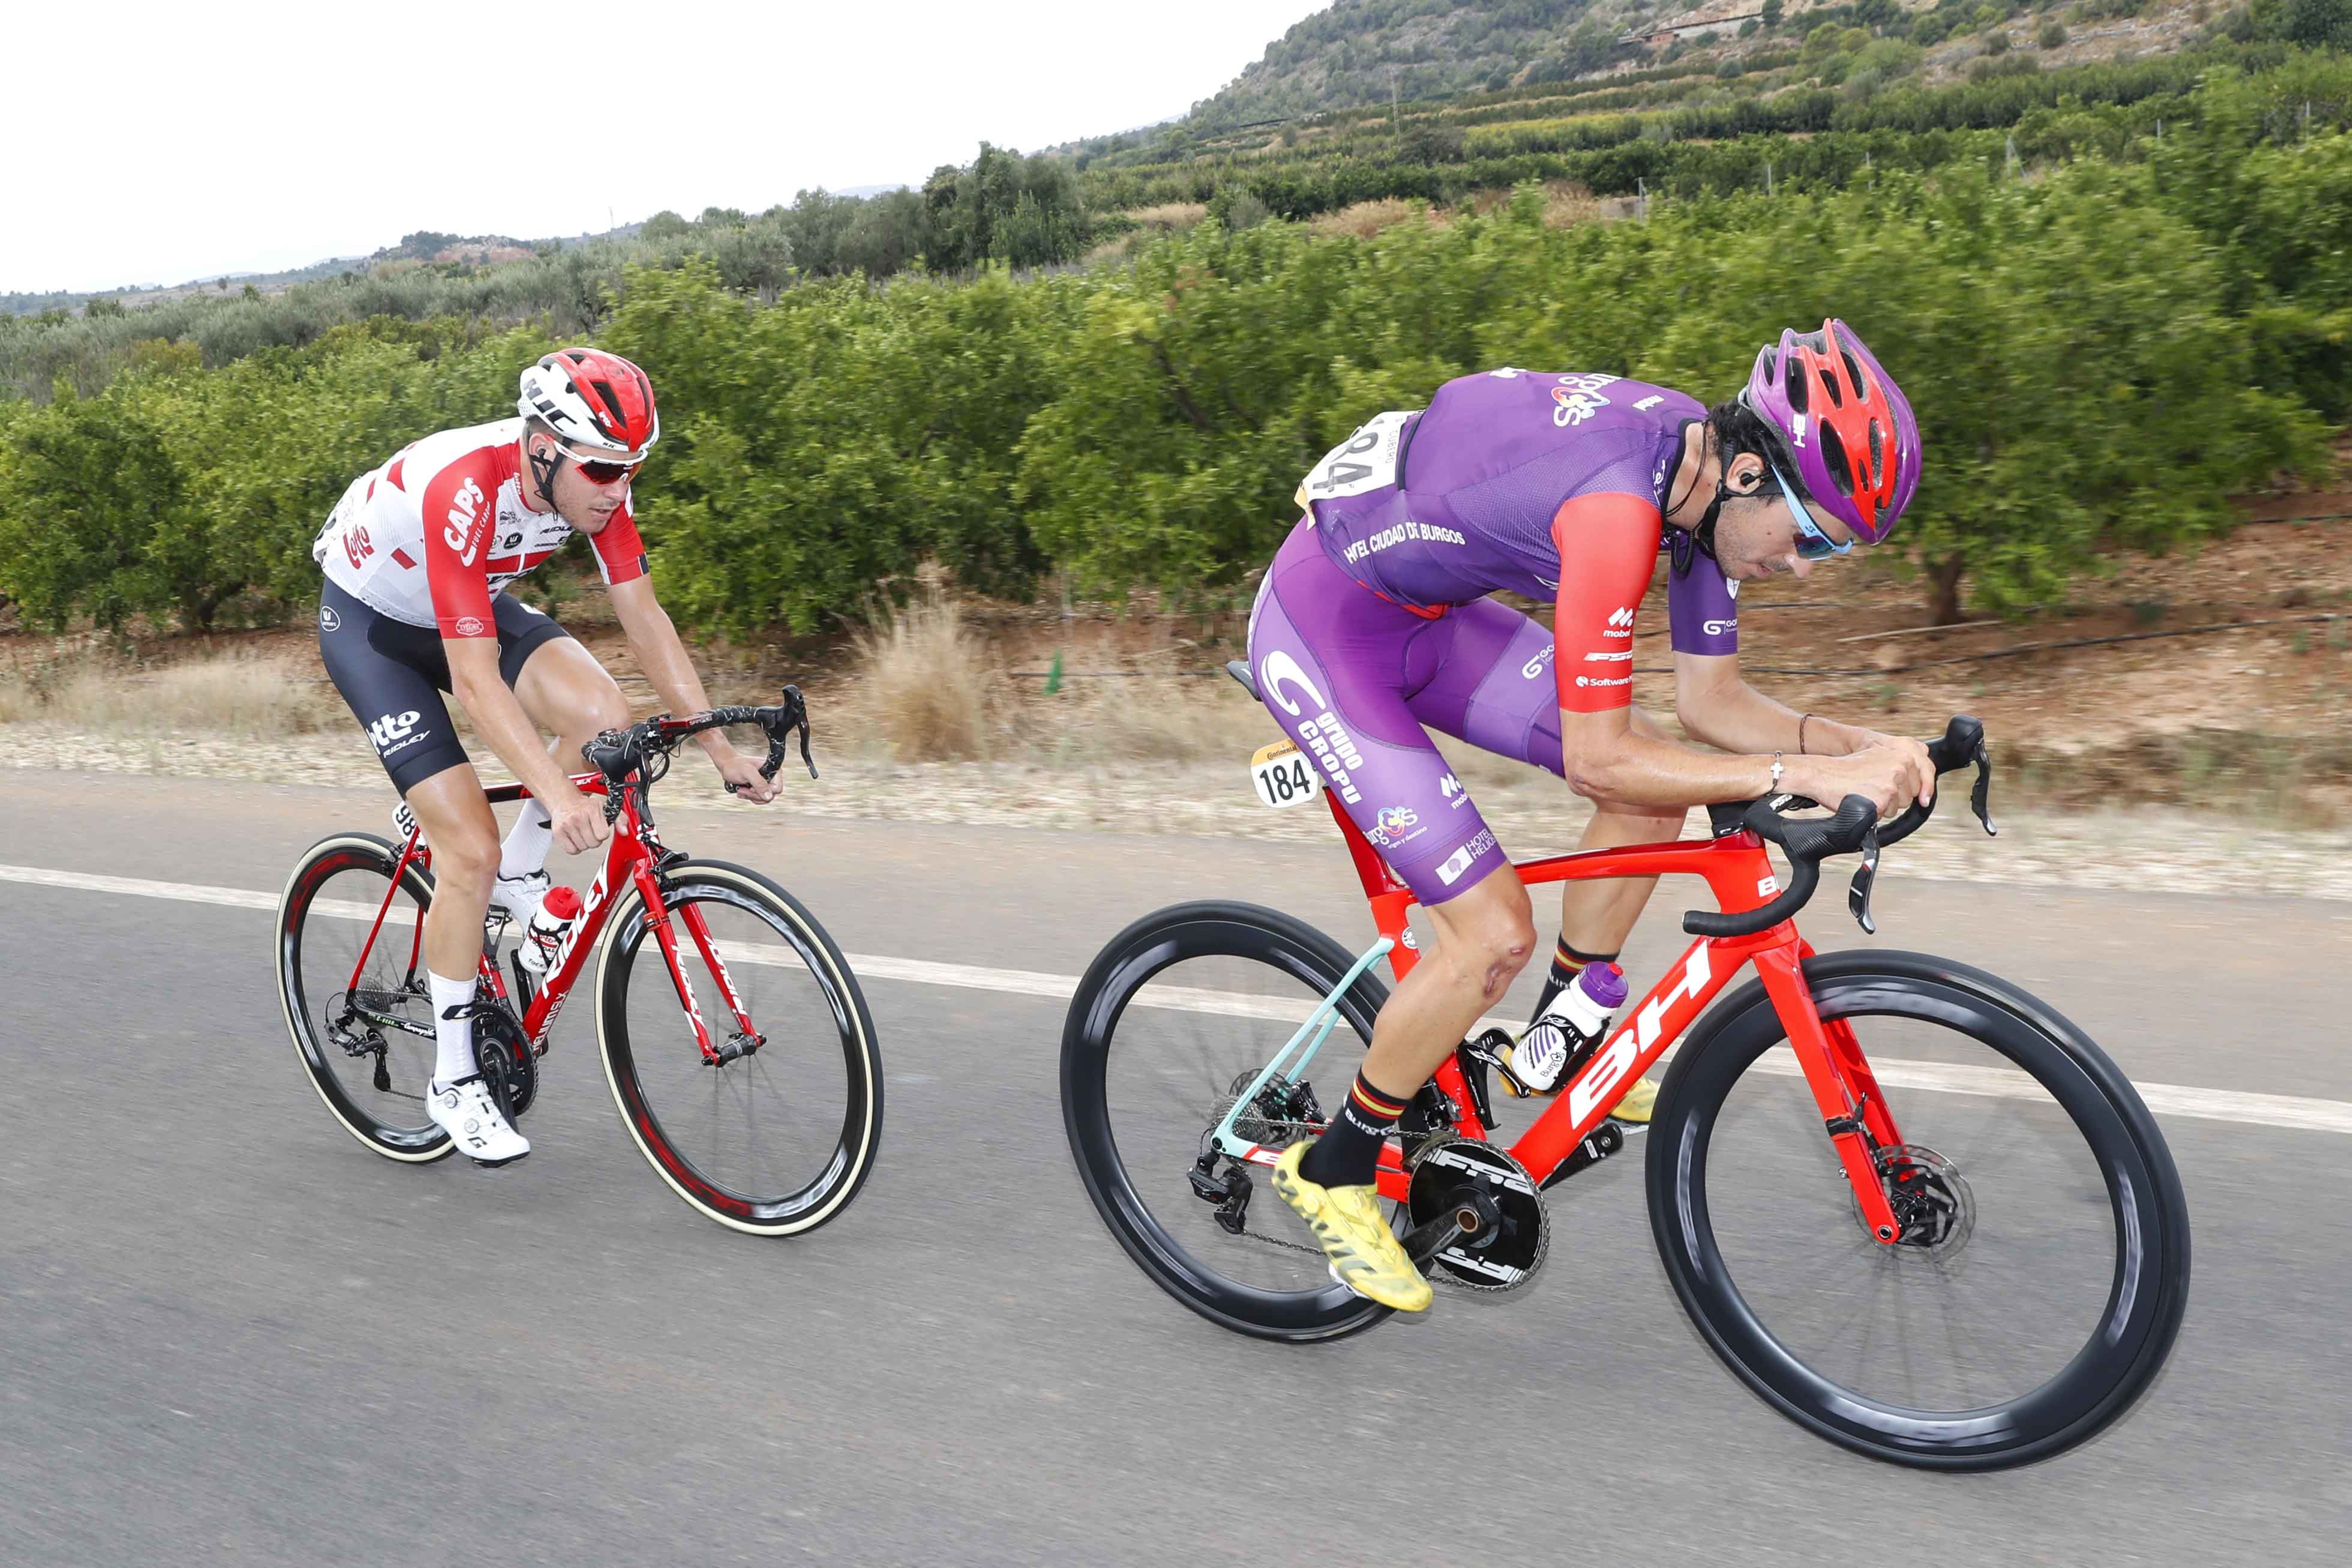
[1818, 368, 1843, 409]
[1785, 362, 1809, 415]
[1819, 423, 1855, 496]
[1841, 349, 1867, 399]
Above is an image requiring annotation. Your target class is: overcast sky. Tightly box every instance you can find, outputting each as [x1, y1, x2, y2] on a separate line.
[9, 0, 1331, 295]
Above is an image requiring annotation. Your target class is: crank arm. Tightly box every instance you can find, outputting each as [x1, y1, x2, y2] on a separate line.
[1403, 1184, 1501, 1267]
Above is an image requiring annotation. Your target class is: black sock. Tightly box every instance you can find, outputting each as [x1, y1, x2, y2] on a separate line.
[1530, 937, 1619, 1023]
[1299, 1070, 1411, 1190]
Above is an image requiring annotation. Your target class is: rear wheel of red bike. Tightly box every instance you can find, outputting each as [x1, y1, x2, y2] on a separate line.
[596, 861, 881, 1237]
[1061, 901, 1401, 1343]
[1648, 949, 2191, 1470]
[277, 833, 451, 1163]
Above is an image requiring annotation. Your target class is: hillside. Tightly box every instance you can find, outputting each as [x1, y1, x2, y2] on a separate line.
[1185, 0, 2267, 129]
[1190, 0, 1654, 123]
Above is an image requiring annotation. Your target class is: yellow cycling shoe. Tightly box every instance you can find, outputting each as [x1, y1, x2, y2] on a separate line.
[1272, 1141, 1432, 1312]
[1608, 1075, 1659, 1125]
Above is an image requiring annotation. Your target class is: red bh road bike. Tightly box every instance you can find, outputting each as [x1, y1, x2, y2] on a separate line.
[278, 688, 883, 1236]
[1063, 676, 2190, 1469]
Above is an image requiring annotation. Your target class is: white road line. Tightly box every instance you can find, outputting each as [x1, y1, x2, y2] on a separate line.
[8, 860, 2350, 1136]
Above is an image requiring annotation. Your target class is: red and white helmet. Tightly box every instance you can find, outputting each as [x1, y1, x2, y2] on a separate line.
[517, 348, 659, 461]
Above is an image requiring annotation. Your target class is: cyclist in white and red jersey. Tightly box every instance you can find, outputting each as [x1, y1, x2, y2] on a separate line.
[314, 348, 777, 1167]
[1251, 323, 1938, 1309]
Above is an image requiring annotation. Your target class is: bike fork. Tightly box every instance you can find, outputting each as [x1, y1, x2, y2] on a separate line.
[637, 866, 725, 1064]
[1752, 947, 1909, 1243]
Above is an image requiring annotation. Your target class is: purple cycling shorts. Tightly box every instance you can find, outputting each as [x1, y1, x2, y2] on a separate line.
[1247, 520, 1566, 903]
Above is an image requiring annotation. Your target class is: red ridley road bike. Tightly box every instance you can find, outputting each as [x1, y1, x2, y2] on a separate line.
[1062, 672, 2189, 1468]
[279, 687, 883, 1235]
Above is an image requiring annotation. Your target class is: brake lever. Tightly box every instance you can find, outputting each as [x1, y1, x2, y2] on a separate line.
[1969, 744, 1996, 837]
[1846, 820, 1882, 935]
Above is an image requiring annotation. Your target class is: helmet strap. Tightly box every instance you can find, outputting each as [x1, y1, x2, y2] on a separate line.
[525, 434, 562, 510]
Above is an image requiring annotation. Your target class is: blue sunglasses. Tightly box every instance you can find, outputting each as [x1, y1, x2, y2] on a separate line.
[1766, 458, 1851, 560]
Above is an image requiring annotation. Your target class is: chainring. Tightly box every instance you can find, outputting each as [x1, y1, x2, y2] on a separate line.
[473, 1007, 539, 1122]
[1407, 1136, 1548, 1292]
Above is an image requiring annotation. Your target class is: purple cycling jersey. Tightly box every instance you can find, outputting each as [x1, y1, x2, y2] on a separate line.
[1296, 369, 1740, 659]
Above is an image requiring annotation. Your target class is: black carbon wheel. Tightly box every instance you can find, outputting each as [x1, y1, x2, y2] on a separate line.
[1647, 950, 2191, 1470]
[1061, 900, 1398, 1343]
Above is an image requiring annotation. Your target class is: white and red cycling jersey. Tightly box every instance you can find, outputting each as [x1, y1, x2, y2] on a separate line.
[313, 417, 648, 638]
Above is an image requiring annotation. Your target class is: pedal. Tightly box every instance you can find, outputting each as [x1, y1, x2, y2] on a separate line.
[1539, 1120, 1625, 1191]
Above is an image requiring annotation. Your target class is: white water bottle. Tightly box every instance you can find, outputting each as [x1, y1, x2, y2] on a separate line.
[518, 885, 583, 975]
[1505, 962, 1629, 1096]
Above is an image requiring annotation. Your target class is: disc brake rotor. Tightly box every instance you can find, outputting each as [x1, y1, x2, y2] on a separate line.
[1850, 1142, 1974, 1255]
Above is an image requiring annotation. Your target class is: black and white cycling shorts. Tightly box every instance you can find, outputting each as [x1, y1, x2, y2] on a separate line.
[316, 579, 572, 796]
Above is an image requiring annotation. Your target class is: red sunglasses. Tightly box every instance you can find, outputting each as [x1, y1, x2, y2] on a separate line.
[548, 437, 644, 486]
[574, 456, 640, 486]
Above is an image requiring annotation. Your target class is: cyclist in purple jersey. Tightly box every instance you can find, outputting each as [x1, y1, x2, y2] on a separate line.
[1252, 331, 1940, 1312]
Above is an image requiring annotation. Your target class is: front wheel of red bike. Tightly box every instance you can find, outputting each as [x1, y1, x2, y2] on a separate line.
[596, 861, 881, 1236]
[1647, 949, 2191, 1470]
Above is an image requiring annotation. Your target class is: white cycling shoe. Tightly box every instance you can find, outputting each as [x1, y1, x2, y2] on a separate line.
[427, 1075, 530, 1167]
[489, 868, 551, 924]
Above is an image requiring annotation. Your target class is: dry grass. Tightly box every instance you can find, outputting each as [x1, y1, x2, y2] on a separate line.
[1309, 198, 1442, 239]
[1463, 180, 1616, 227]
[1121, 202, 1209, 232]
[1309, 182, 1615, 242]
[845, 582, 1273, 767]
[0, 641, 345, 738]
[851, 585, 1002, 761]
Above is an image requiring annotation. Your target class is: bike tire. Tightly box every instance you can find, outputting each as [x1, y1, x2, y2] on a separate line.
[595, 860, 882, 1236]
[1061, 900, 1395, 1343]
[278, 832, 453, 1164]
[1647, 949, 2192, 1470]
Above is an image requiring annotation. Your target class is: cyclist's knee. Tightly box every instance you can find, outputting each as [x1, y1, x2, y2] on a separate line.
[562, 679, 629, 741]
[433, 828, 498, 896]
[1434, 876, 1536, 1001]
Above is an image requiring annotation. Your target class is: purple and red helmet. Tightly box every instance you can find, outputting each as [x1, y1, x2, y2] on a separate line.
[1739, 319, 1920, 545]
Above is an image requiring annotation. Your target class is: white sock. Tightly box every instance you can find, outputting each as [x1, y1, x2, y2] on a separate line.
[429, 970, 478, 1087]
[499, 801, 553, 882]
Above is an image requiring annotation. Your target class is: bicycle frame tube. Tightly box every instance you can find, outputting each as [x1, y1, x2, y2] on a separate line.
[1317, 793, 1907, 1237]
[1211, 935, 1395, 1163]
[344, 828, 429, 997]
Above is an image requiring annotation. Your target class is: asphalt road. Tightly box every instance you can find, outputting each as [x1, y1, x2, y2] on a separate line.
[2, 769, 2347, 1566]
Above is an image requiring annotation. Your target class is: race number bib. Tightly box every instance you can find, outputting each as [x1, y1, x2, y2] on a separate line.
[1249, 739, 1325, 809]
[1294, 410, 1416, 510]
